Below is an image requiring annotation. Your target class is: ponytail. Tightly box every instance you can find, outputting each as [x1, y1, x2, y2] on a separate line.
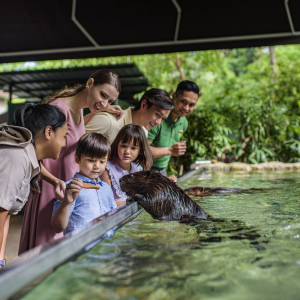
[13, 102, 66, 137]
[44, 69, 121, 103]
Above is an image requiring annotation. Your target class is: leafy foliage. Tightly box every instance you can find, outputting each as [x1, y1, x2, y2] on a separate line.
[2, 46, 300, 174]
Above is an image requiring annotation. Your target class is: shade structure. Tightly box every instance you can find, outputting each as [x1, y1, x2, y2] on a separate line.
[1, 0, 300, 63]
[0, 64, 148, 103]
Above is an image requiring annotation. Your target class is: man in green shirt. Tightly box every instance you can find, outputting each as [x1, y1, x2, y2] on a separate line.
[148, 80, 200, 176]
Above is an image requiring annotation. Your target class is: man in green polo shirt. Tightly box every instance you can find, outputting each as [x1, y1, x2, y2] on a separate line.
[148, 80, 200, 176]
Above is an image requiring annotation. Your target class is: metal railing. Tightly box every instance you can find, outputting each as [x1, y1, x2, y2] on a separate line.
[177, 166, 202, 183]
[0, 202, 141, 300]
[0, 167, 203, 299]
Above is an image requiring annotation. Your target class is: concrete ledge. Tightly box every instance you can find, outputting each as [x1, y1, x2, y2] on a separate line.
[199, 161, 300, 172]
[177, 168, 202, 183]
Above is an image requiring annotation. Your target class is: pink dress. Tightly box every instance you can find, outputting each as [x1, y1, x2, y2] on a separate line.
[19, 100, 85, 254]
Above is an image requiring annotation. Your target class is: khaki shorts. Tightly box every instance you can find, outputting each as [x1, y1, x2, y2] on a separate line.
[8, 198, 27, 215]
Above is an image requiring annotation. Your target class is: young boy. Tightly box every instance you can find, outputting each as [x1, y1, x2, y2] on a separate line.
[52, 132, 116, 234]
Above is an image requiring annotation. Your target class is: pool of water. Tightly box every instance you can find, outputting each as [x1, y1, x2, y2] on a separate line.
[23, 172, 300, 300]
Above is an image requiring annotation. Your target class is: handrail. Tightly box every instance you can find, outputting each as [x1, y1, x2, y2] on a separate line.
[177, 168, 202, 183]
[0, 202, 140, 300]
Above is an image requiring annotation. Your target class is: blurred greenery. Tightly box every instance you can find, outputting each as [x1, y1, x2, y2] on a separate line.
[2, 45, 300, 174]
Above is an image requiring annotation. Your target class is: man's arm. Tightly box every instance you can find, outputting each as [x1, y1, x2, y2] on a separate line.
[85, 113, 112, 136]
[149, 141, 187, 159]
[84, 113, 95, 125]
[148, 123, 187, 159]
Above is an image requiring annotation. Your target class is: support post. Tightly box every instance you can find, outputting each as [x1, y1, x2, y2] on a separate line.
[7, 84, 14, 125]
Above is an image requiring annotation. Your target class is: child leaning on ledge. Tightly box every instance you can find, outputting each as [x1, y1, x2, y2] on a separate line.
[52, 132, 116, 234]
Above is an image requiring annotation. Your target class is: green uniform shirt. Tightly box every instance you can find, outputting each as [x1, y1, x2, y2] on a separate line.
[148, 113, 188, 168]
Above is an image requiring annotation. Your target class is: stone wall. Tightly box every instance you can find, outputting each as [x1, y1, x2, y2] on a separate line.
[199, 161, 300, 172]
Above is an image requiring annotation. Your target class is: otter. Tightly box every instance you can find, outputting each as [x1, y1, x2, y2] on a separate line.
[120, 171, 208, 222]
[183, 186, 264, 196]
[183, 186, 249, 196]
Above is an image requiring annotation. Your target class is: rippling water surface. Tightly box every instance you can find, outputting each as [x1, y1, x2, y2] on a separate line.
[23, 172, 300, 300]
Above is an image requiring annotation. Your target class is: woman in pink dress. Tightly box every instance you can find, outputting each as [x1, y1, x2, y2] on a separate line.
[19, 69, 121, 254]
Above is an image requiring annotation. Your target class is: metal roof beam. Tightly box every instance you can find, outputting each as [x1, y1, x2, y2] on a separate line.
[171, 0, 181, 42]
[0, 75, 147, 85]
[285, 0, 296, 35]
[0, 78, 42, 100]
[1, 32, 300, 59]
[71, 0, 100, 48]
[0, 64, 139, 75]
[11, 83, 148, 93]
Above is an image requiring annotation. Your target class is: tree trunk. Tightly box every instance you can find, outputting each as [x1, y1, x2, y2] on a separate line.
[165, 53, 186, 80]
[269, 46, 278, 74]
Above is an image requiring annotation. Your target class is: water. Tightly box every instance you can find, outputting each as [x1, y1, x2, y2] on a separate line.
[23, 172, 300, 300]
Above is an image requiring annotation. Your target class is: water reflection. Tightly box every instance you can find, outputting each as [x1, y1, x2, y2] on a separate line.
[23, 172, 300, 300]
[187, 217, 269, 253]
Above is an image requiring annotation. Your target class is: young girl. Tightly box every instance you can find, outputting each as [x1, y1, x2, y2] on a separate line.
[19, 69, 121, 254]
[0, 102, 67, 267]
[100, 124, 153, 206]
[52, 132, 116, 235]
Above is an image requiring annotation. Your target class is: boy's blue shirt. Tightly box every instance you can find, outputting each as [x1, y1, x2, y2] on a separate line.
[52, 173, 117, 235]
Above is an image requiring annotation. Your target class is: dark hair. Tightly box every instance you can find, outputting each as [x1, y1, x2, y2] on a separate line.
[13, 102, 66, 137]
[110, 124, 153, 170]
[134, 88, 174, 111]
[76, 132, 111, 160]
[44, 69, 121, 103]
[175, 80, 201, 97]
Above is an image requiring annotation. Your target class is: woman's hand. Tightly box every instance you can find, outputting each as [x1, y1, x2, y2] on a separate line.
[168, 175, 177, 183]
[64, 178, 82, 204]
[84, 105, 124, 125]
[55, 180, 66, 201]
[103, 105, 124, 119]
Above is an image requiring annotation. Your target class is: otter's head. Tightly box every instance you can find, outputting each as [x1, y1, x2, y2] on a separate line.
[120, 170, 167, 197]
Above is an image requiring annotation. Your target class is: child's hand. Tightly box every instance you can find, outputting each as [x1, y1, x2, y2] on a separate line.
[55, 180, 66, 201]
[168, 175, 177, 183]
[64, 178, 82, 204]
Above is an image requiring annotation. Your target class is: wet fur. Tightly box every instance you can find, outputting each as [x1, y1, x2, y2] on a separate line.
[120, 171, 208, 221]
[183, 186, 263, 196]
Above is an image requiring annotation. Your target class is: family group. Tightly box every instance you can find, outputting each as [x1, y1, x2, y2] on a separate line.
[0, 69, 200, 267]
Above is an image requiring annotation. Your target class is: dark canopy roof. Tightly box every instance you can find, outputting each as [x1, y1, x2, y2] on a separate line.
[0, 64, 148, 103]
[1, 0, 300, 63]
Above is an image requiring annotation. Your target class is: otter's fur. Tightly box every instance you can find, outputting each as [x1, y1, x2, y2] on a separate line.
[120, 171, 208, 221]
[183, 186, 247, 196]
[183, 186, 263, 196]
